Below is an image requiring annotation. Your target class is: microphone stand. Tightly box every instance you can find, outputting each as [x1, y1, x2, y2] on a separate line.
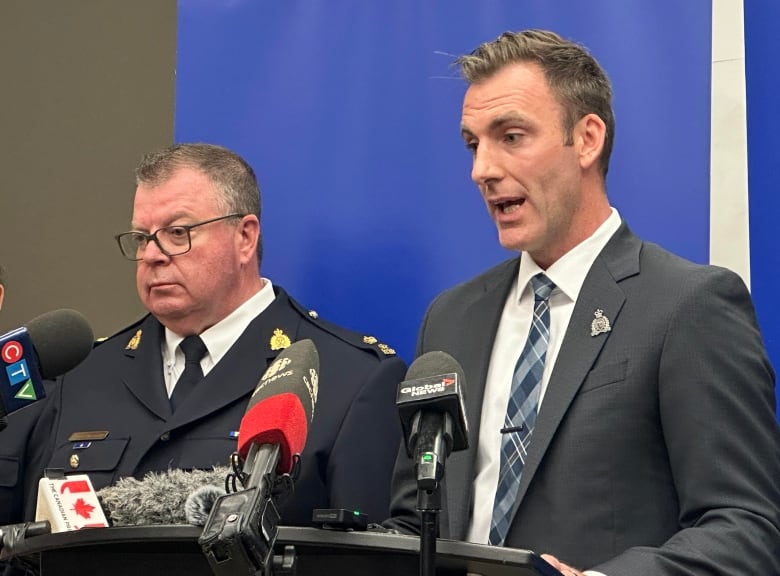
[413, 412, 453, 576]
[416, 467, 441, 576]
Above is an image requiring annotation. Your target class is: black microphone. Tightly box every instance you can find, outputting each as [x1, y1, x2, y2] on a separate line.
[198, 339, 319, 576]
[0, 309, 94, 430]
[396, 351, 469, 490]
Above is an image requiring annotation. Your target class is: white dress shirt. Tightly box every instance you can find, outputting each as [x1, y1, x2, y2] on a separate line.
[163, 278, 275, 397]
[467, 210, 622, 546]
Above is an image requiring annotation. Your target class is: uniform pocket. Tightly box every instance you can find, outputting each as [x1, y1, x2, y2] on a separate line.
[0, 455, 19, 488]
[47, 438, 130, 489]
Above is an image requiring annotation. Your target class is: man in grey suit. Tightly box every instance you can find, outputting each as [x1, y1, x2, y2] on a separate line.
[383, 30, 780, 575]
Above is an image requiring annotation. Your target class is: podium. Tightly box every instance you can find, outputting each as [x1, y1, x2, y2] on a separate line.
[2, 525, 560, 576]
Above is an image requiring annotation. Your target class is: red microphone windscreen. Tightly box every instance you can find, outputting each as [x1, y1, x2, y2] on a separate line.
[237, 392, 308, 473]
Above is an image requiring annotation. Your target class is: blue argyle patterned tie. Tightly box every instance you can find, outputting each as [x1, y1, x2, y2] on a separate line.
[489, 273, 556, 546]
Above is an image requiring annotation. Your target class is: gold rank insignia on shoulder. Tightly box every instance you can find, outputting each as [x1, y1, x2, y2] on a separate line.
[125, 330, 142, 350]
[96, 336, 108, 343]
[590, 309, 612, 336]
[378, 343, 396, 355]
[363, 335, 378, 345]
[270, 328, 292, 350]
[308, 310, 318, 319]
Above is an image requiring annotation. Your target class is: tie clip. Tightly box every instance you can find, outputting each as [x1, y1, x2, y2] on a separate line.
[500, 425, 524, 434]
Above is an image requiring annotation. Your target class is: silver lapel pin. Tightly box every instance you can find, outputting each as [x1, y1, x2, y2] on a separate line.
[590, 309, 612, 336]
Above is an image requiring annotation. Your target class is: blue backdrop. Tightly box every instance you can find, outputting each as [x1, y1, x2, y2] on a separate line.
[175, 1, 711, 367]
[746, 0, 780, 415]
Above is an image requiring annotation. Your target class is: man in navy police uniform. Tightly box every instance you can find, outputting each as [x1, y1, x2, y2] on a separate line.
[6, 143, 405, 530]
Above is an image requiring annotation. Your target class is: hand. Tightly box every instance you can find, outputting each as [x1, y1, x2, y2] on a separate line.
[541, 553, 585, 576]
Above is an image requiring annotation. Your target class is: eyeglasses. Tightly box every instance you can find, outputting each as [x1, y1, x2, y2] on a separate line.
[115, 213, 245, 261]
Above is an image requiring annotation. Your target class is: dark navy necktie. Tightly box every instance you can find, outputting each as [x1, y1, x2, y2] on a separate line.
[489, 273, 556, 546]
[170, 335, 207, 411]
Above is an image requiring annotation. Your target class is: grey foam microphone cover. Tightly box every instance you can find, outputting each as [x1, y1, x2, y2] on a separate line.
[97, 466, 229, 526]
[184, 485, 226, 526]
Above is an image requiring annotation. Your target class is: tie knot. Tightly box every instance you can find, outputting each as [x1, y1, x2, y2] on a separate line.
[179, 335, 207, 364]
[530, 273, 556, 302]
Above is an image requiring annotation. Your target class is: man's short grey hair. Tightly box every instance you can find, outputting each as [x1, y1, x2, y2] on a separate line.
[135, 143, 263, 265]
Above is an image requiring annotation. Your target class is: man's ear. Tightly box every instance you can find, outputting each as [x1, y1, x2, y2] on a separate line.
[237, 215, 261, 264]
[575, 113, 606, 171]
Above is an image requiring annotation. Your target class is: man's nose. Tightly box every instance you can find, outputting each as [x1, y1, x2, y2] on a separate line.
[471, 142, 502, 186]
[139, 236, 170, 263]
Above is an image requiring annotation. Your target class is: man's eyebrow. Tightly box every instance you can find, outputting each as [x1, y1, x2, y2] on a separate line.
[130, 211, 189, 232]
[489, 112, 531, 130]
[461, 113, 532, 139]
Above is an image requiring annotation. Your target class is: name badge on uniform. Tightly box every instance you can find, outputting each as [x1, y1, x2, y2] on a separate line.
[68, 431, 109, 442]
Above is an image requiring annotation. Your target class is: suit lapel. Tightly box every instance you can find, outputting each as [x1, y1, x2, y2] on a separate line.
[508, 224, 641, 519]
[120, 316, 171, 419]
[446, 259, 519, 539]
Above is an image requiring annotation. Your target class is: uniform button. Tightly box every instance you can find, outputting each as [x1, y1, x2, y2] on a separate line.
[160, 432, 171, 441]
[69, 454, 80, 469]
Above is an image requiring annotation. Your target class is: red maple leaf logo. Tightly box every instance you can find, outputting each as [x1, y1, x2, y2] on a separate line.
[71, 498, 96, 519]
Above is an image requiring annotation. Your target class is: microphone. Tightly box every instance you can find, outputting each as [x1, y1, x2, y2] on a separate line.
[96, 467, 230, 526]
[396, 351, 469, 490]
[199, 338, 319, 576]
[185, 485, 227, 527]
[237, 338, 317, 479]
[0, 309, 94, 430]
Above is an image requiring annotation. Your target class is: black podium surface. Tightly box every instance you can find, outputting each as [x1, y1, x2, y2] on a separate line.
[2, 525, 560, 576]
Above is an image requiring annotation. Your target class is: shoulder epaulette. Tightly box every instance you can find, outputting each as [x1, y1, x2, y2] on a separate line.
[287, 296, 398, 360]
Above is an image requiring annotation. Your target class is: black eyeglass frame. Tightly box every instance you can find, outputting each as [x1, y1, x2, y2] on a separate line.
[114, 213, 246, 261]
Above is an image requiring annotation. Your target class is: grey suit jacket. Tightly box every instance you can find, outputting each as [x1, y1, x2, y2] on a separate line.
[386, 224, 780, 575]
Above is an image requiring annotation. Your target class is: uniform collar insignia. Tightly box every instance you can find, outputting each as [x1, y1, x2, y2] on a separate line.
[270, 328, 292, 351]
[125, 329, 142, 350]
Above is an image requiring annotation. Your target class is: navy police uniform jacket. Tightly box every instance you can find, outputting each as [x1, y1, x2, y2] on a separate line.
[7, 286, 406, 527]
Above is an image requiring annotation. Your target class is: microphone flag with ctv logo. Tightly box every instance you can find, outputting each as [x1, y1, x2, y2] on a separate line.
[0, 327, 46, 412]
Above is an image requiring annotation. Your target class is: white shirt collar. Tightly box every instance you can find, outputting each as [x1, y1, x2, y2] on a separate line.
[164, 278, 276, 369]
[516, 208, 622, 303]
